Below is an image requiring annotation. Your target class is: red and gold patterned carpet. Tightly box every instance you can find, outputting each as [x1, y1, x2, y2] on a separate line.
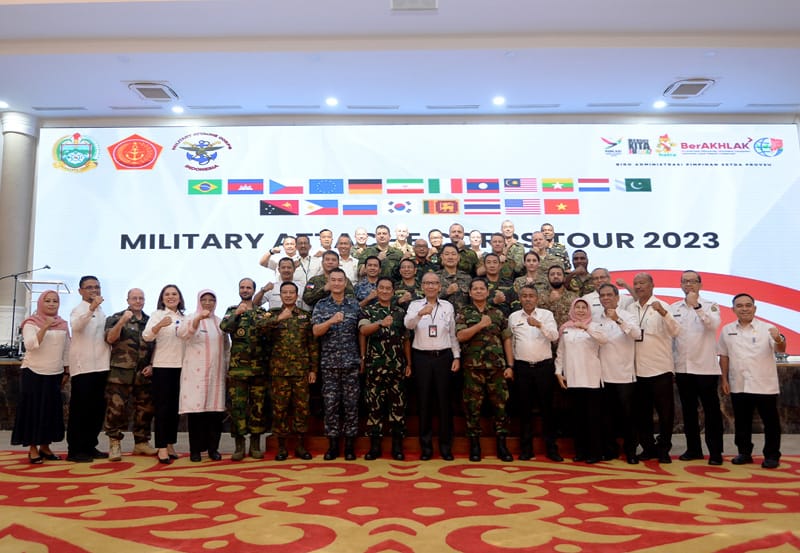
[1, 451, 799, 552]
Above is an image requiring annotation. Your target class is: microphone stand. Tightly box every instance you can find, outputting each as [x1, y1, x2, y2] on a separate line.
[0, 265, 50, 357]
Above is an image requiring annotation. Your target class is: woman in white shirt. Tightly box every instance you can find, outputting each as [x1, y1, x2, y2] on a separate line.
[11, 290, 70, 464]
[555, 298, 608, 464]
[143, 284, 186, 464]
[178, 289, 229, 462]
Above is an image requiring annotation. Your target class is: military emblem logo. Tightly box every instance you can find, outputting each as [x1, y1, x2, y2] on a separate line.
[52, 133, 99, 172]
[107, 134, 163, 170]
[172, 131, 232, 171]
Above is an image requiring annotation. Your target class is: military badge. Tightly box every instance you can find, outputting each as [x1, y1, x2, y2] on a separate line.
[107, 134, 162, 170]
[52, 133, 99, 172]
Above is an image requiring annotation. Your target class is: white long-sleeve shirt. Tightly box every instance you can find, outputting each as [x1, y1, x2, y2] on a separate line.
[627, 295, 681, 378]
[143, 309, 186, 368]
[404, 298, 460, 358]
[596, 309, 640, 383]
[508, 308, 558, 363]
[68, 301, 110, 376]
[670, 296, 721, 375]
[554, 323, 607, 389]
[21, 324, 70, 375]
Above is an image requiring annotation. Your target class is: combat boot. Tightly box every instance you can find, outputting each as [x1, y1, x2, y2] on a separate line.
[275, 438, 288, 461]
[344, 437, 356, 461]
[231, 435, 246, 461]
[109, 438, 122, 462]
[324, 437, 339, 461]
[391, 432, 405, 461]
[295, 434, 312, 460]
[469, 437, 482, 462]
[133, 441, 158, 456]
[364, 435, 382, 461]
[496, 435, 513, 462]
[249, 434, 264, 459]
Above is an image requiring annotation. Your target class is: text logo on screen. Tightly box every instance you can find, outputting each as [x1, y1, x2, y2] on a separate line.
[601, 137, 623, 157]
[628, 138, 651, 155]
[753, 137, 784, 158]
[52, 133, 99, 172]
[107, 134, 163, 170]
[172, 131, 232, 171]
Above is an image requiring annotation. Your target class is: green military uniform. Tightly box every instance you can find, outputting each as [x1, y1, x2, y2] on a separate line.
[413, 258, 440, 281]
[456, 304, 512, 437]
[357, 245, 405, 278]
[359, 302, 410, 436]
[393, 280, 424, 311]
[513, 275, 550, 297]
[548, 243, 571, 271]
[566, 272, 594, 296]
[302, 273, 355, 308]
[506, 242, 526, 274]
[438, 269, 472, 310]
[220, 305, 271, 437]
[456, 246, 480, 276]
[538, 289, 579, 329]
[260, 306, 319, 437]
[486, 277, 518, 317]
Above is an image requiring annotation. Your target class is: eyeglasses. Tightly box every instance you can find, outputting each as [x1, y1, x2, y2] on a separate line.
[681, 279, 700, 285]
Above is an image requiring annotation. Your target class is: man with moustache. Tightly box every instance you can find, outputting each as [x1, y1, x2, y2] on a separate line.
[220, 278, 271, 461]
[448, 222, 479, 276]
[103, 288, 156, 461]
[293, 235, 316, 288]
[256, 257, 309, 311]
[538, 265, 578, 329]
[583, 268, 634, 321]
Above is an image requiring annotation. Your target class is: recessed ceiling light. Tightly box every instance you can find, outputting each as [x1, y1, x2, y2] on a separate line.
[325, 97, 339, 107]
[0, 100, 9, 109]
[171, 105, 185, 114]
[492, 96, 506, 106]
[653, 100, 667, 109]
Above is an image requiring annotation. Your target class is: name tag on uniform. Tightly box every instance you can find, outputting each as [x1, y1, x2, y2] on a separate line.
[428, 325, 438, 338]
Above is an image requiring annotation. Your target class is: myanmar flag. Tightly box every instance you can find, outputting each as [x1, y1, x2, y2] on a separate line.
[544, 198, 580, 214]
[541, 178, 574, 192]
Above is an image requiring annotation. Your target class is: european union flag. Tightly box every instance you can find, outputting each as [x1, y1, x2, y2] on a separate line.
[309, 178, 344, 195]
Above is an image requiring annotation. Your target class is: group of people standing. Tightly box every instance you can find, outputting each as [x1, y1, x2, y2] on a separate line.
[10, 220, 788, 469]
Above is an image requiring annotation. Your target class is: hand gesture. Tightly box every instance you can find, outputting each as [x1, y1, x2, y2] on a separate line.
[526, 315, 541, 328]
[121, 310, 134, 323]
[686, 291, 700, 307]
[480, 314, 492, 329]
[446, 283, 459, 295]
[493, 290, 506, 304]
[199, 309, 211, 320]
[418, 304, 434, 317]
[157, 316, 173, 329]
[768, 327, 781, 341]
[235, 303, 249, 315]
[329, 311, 344, 325]
[651, 301, 666, 316]
[380, 315, 394, 328]
[277, 307, 293, 321]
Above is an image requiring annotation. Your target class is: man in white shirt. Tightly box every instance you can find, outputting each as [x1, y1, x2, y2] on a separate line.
[508, 284, 562, 462]
[626, 272, 680, 463]
[336, 233, 359, 283]
[259, 235, 299, 273]
[67, 275, 111, 462]
[718, 293, 786, 469]
[584, 268, 634, 321]
[596, 283, 641, 463]
[255, 257, 308, 311]
[670, 270, 723, 465]
[293, 235, 316, 287]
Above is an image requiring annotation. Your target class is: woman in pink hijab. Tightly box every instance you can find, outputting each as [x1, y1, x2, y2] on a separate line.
[555, 298, 608, 464]
[11, 290, 70, 464]
[178, 289, 229, 462]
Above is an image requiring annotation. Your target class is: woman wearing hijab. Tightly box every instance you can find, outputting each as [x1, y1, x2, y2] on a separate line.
[11, 290, 70, 464]
[555, 298, 608, 464]
[143, 284, 186, 464]
[178, 289, 229, 462]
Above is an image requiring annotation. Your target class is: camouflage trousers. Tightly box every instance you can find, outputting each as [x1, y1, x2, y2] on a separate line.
[463, 366, 510, 437]
[270, 376, 310, 437]
[103, 373, 155, 443]
[320, 367, 360, 437]
[364, 365, 406, 435]
[228, 375, 269, 436]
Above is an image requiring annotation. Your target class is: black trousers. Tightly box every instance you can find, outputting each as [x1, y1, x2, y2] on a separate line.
[571, 387, 603, 460]
[602, 381, 637, 457]
[413, 349, 454, 453]
[514, 359, 559, 454]
[675, 373, 723, 457]
[187, 412, 223, 454]
[635, 372, 674, 456]
[152, 367, 181, 448]
[67, 371, 108, 456]
[731, 392, 781, 460]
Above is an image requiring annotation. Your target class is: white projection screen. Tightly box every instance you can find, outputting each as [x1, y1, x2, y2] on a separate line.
[32, 123, 800, 344]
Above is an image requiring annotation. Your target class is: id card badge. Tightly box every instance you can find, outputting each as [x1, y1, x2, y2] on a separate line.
[428, 325, 438, 338]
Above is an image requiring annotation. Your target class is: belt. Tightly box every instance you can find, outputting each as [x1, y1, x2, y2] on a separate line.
[413, 348, 451, 357]
[515, 359, 551, 368]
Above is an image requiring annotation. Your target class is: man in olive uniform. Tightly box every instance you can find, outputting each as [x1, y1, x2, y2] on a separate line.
[261, 281, 319, 460]
[456, 278, 515, 462]
[358, 277, 412, 460]
[357, 224, 406, 279]
[103, 288, 156, 460]
[448, 223, 480, 276]
[482, 253, 518, 317]
[220, 278, 270, 461]
[538, 265, 579, 329]
[303, 250, 355, 308]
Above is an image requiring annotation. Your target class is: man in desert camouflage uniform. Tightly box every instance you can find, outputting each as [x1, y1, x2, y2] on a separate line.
[261, 281, 319, 461]
[103, 288, 156, 460]
[456, 278, 514, 463]
[220, 278, 270, 461]
[358, 277, 412, 461]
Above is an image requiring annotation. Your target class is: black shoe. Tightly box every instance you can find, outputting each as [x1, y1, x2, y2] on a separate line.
[67, 453, 93, 463]
[602, 453, 617, 461]
[157, 454, 172, 465]
[344, 437, 356, 461]
[761, 458, 780, 469]
[496, 436, 513, 462]
[585, 457, 601, 464]
[29, 454, 44, 465]
[626, 454, 639, 465]
[295, 447, 312, 461]
[731, 454, 753, 465]
[91, 448, 109, 459]
[324, 437, 340, 461]
[519, 451, 533, 461]
[364, 436, 382, 461]
[679, 451, 704, 461]
[208, 450, 222, 461]
[468, 437, 481, 462]
[441, 451, 454, 461]
[638, 449, 658, 461]
[38, 449, 62, 461]
[708, 456, 723, 466]
[275, 448, 289, 461]
[190, 453, 202, 462]
[658, 454, 672, 464]
[546, 451, 564, 463]
[573, 455, 586, 463]
[420, 449, 433, 461]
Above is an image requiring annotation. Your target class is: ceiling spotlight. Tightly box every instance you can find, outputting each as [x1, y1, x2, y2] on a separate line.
[325, 97, 339, 107]
[492, 96, 506, 106]
[0, 100, 9, 109]
[171, 105, 185, 114]
[653, 100, 667, 109]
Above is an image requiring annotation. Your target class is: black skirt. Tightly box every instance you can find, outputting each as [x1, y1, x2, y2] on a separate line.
[11, 367, 65, 446]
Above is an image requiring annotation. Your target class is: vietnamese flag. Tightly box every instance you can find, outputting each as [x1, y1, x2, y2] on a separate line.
[544, 198, 580, 214]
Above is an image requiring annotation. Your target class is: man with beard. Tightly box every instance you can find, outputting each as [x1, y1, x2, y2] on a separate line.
[220, 278, 271, 461]
[448, 223, 479, 276]
[538, 266, 578, 329]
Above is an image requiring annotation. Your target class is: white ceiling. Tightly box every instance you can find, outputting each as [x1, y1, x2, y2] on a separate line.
[1, 0, 800, 123]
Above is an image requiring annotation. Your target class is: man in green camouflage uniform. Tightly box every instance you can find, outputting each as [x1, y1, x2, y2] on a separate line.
[220, 278, 270, 461]
[456, 278, 515, 462]
[260, 281, 318, 461]
[103, 288, 156, 460]
[357, 224, 406, 279]
[482, 233, 518, 281]
[565, 249, 594, 296]
[448, 223, 479, 276]
[358, 277, 412, 460]
[483, 253, 519, 317]
[501, 220, 525, 274]
[538, 265, 579, 328]
[303, 250, 355, 308]
[541, 222, 571, 271]
[438, 244, 472, 310]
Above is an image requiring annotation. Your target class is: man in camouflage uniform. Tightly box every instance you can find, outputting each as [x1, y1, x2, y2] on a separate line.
[103, 288, 156, 460]
[456, 278, 515, 462]
[482, 253, 518, 317]
[448, 223, 479, 276]
[358, 277, 412, 460]
[220, 278, 270, 461]
[303, 250, 355, 308]
[541, 222, 571, 271]
[438, 244, 472, 310]
[566, 249, 594, 296]
[501, 220, 525, 273]
[261, 282, 319, 461]
[482, 233, 517, 281]
[538, 265, 579, 329]
[357, 224, 406, 279]
[355, 255, 382, 307]
[312, 268, 362, 461]
[411, 238, 440, 279]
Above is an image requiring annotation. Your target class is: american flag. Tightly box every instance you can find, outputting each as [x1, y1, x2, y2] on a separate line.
[504, 198, 543, 214]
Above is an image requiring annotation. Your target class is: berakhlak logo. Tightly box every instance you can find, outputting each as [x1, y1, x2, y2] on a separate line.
[172, 131, 232, 171]
[107, 134, 162, 170]
[53, 133, 99, 172]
